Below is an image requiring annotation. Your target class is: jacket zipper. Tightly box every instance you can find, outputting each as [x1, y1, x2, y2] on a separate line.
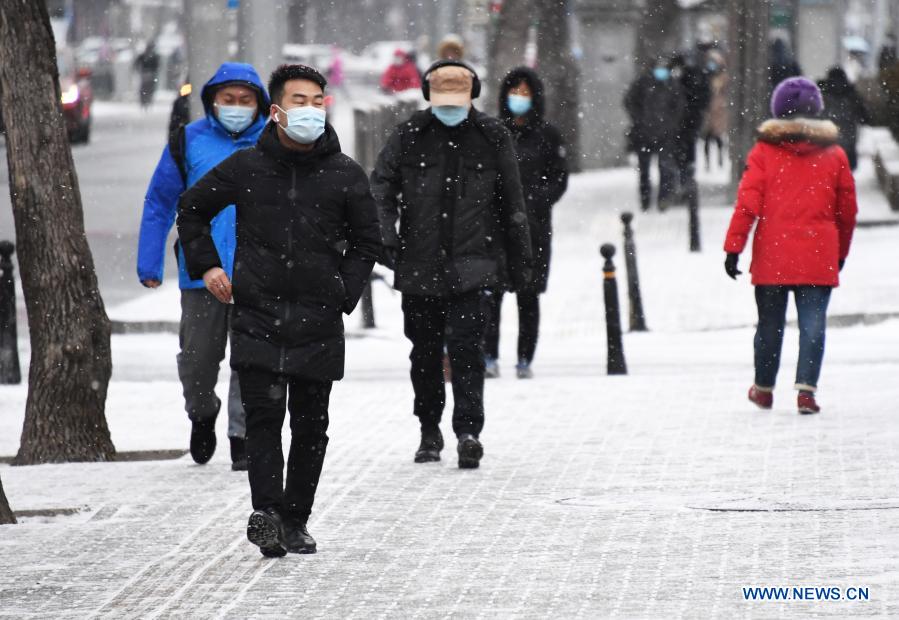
[279, 167, 297, 374]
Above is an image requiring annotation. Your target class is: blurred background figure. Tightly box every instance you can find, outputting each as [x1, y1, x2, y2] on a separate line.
[818, 67, 870, 171]
[134, 40, 160, 109]
[437, 33, 465, 61]
[380, 49, 421, 93]
[669, 50, 710, 199]
[769, 38, 802, 89]
[484, 67, 568, 380]
[624, 59, 684, 211]
[700, 47, 728, 171]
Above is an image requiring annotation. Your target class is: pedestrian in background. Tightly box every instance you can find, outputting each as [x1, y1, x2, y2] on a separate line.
[138, 62, 270, 471]
[380, 49, 421, 94]
[724, 77, 857, 415]
[624, 59, 684, 211]
[134, 40, 160, 109]
[371, 60, 532, 468]
[177, 64, 381, 557]
[437, 34, 465, 61]
[700, 48, 728, 170]
[818, 66, 870, 171]
[669, 51, 710, 197]
[484, 67, 568, 379]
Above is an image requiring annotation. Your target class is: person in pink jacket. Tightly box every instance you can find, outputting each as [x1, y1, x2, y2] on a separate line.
[723, 77, 857, 414]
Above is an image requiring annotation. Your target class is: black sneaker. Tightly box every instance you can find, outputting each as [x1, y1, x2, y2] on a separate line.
[246, 508, 286, 558]
[284, 519, 317, 554]
[457, 434, 484, 469]
[230, 437, 248, 471]
[414, 425, 444, 463]
[189, 419, 216, 464]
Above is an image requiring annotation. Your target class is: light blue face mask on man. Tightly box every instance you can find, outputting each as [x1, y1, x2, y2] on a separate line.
[507, 94, 532, 117]
[432, 105, 470, 127]
[276, 105, 326, 144]
[216, 105, 257, 134]
[653, 67, 671, 81]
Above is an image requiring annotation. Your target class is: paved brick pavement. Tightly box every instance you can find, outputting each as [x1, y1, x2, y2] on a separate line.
[2, 158, 898, 618]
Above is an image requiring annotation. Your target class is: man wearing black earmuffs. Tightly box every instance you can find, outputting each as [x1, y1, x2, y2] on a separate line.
[371, 60, 533, 470]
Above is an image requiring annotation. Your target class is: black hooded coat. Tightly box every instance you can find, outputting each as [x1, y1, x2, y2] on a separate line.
[818, 68, 869, 169]
[177, 122, 382, 380]
[498, 67, 569, 293]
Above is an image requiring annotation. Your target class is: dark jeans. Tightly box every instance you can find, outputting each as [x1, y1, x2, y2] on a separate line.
[239, 369, 332, 523]
[754, 285, 832, 391]
[177, 289, 245, 438]
[636, 145, 677, 209]
[402, 290, 489, 437]
[483, 289, 540, 364]
[675, 133, 698, 189]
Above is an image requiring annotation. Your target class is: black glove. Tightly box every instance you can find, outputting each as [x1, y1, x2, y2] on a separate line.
[379, 246, 398, 270]
[724, 253, 742, 280]
[838, 258, 845, 272]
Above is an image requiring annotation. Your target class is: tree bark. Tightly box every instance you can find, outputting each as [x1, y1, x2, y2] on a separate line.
[727, 0, 771, 192]
[0, 474, 15, 524]
[486, 0, 535, 115]
[0, 1, 115, 464]
[535, 0, 580, 171]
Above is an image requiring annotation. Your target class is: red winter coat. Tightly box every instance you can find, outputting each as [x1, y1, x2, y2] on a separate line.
[380, 61, 421, 93]
[724, 118, 857, 286]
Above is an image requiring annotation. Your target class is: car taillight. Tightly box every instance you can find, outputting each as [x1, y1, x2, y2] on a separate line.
[61, 84, 80, 105]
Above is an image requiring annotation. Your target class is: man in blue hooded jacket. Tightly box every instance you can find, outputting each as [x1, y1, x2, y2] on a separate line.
[137, 62, 270, 470]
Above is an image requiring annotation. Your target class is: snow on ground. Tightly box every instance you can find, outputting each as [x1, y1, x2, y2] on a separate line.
[1, 144, 898, 617]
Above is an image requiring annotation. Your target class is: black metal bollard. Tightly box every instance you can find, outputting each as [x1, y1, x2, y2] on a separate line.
[686, 177, 701, 252]
[599, 243, 627, 375]
[360, 275, 376, 329]
[620, 212, 648, 332]
[0, 241, 22, 384]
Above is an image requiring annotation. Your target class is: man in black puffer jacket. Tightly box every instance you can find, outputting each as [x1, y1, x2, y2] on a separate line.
[371, 60, 532, 469]
[485, 66, 568, 380]
[177, 64, 381, 558]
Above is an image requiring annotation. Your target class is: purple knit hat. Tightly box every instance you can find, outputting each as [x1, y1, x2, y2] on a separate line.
[770, 77, 824, 118]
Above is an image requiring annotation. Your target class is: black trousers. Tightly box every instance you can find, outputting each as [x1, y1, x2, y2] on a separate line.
[636, 145, 676, 209]
[239, 369, 332, 524]
[483, 289, 540, 364]
[402, 289, 489, 437]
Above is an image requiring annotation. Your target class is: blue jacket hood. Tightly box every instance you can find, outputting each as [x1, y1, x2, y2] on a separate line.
[200, 62, 270, 117]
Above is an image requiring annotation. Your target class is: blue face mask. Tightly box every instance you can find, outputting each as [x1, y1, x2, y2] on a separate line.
[507, 94, 532, 117]
[432, 105, 469, 127]
[215, 104, 257, 134]
[276, 105, 326, 144]
[653, 67, 671, 81]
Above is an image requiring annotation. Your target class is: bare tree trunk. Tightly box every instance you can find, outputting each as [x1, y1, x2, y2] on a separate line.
[728, 0, 771, 192]
[0, 1, 115, 465]
[0, 474, 15, 525]
[535, 0, 580, 171]
[486, 0, 535, 115]
[635, 0, 681, 72]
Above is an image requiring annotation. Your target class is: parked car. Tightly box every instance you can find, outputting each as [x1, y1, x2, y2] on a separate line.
[57, 47, 93, 144]
[0, 48, 93, 143]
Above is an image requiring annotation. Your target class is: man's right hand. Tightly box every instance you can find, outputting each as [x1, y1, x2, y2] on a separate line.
[203, 267, 232, 304]
[141, 279, 161, 289]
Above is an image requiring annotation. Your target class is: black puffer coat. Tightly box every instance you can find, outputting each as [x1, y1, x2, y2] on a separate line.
[371, 107, 532, 297]
[177, 122, 381, 380]
[624, 73, 684, 150]
[498, 67, 568, 293]
[818, 68, 870, 170]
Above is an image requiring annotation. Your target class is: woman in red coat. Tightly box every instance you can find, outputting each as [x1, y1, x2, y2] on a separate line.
[723, 76, 857, 414]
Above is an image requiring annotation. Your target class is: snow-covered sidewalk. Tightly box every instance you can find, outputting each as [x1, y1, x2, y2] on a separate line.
[1, 147, 898, 617]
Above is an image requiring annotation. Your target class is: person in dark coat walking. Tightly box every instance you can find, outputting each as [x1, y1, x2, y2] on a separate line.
[669, 52, 711, 195]
[370, 60, 533, 469]
[135, 41, 160, 109]
[483, 67, 568, 379]
[624, 61, 684, 211]
[818, 67, 870, 170]
[177, 64, 381, 558]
